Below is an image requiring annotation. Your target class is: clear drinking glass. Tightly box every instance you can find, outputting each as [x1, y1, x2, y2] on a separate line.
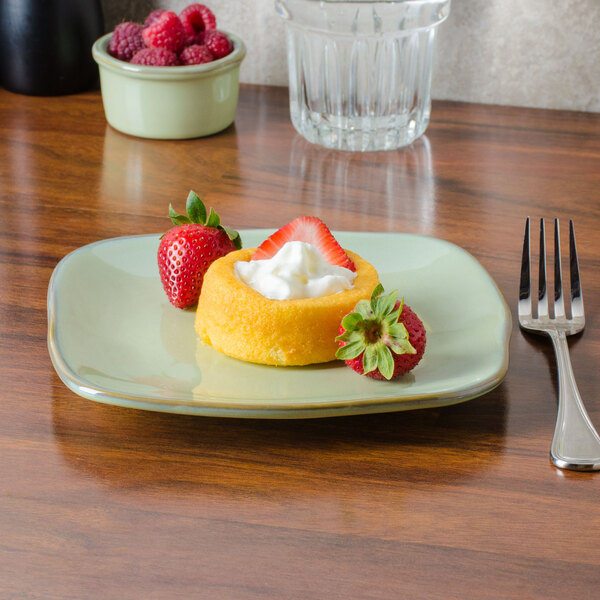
[275, 0, 450, 151]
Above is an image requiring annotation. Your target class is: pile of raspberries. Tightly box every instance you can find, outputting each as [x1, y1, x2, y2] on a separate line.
[108, 4, 233, 66]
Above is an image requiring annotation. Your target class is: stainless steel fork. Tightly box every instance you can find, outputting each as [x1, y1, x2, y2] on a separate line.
[519, 217, 600, 471]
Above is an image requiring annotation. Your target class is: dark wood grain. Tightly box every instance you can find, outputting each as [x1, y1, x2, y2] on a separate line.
[1, 85, 599, 600]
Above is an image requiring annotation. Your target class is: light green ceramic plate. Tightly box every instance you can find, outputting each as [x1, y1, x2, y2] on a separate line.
[47, 231, 511, 418]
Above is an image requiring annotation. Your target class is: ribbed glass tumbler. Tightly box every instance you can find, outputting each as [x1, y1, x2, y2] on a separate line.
[275, 0, 450, 151]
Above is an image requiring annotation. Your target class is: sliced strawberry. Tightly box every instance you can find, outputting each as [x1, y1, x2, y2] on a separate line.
[252, 216, 355, 271]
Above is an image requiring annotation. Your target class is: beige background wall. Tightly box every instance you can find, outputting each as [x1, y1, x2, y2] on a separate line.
[102, 0, 600, 112]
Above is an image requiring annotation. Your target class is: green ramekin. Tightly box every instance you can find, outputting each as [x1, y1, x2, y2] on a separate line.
[92, 32, 246, 139]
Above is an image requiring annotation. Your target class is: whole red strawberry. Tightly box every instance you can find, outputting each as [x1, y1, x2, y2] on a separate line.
[158, 191, 242, 309]
[336, 284, 426, 380]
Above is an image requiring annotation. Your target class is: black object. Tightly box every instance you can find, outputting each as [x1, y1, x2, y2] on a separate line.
[0, 0, 105, 96]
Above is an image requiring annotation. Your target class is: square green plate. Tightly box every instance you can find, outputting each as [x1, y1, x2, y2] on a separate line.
[47, 231, 511, 418]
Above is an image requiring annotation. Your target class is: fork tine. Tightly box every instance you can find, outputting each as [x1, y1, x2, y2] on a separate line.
[538, 218, 549, 318]
[569, 220, 585, 319]
[518, 217, 532, 317]
[554, 219, 565, 318]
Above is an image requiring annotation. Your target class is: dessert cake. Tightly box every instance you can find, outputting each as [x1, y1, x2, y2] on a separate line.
[195, 245, 379, 366]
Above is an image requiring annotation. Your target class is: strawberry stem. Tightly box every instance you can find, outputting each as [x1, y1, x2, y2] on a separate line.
[363, 321, 382, 344]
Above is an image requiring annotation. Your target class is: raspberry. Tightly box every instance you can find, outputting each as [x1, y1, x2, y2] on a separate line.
[130, 47, 180, 66]
[203, 30, 233, 59]
[142, 11, 186, 54]
[108, 22, 145, 62]
[180, 4, 217, 44]
[180, 44, 214, 66]
[144, 9, 167, 28]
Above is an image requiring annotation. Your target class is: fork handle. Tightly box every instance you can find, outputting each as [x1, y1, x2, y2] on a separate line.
[549, 330, 600, 471]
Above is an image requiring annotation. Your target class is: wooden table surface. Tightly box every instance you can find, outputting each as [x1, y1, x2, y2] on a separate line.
[1, 84, 599, 599]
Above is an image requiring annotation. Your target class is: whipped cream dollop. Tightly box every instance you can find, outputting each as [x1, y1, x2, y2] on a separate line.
[234, 241, 357, 300]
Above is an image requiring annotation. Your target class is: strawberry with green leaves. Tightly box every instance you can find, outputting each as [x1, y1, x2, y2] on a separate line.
[158, 191, 241, 309]
[336, 284, 426, 380]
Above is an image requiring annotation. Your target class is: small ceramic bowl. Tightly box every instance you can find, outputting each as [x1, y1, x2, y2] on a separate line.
[92, 32, 246, 139]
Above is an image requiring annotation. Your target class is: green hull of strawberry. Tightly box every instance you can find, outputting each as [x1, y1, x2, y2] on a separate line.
[336, 284, 426, 380]
[343, 304, 426, 379]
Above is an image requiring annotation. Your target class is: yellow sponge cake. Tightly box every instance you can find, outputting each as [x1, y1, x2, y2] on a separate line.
[195, 248, 379, 366]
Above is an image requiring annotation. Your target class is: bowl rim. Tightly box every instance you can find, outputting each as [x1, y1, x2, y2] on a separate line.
[92, 31, 246, 80]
